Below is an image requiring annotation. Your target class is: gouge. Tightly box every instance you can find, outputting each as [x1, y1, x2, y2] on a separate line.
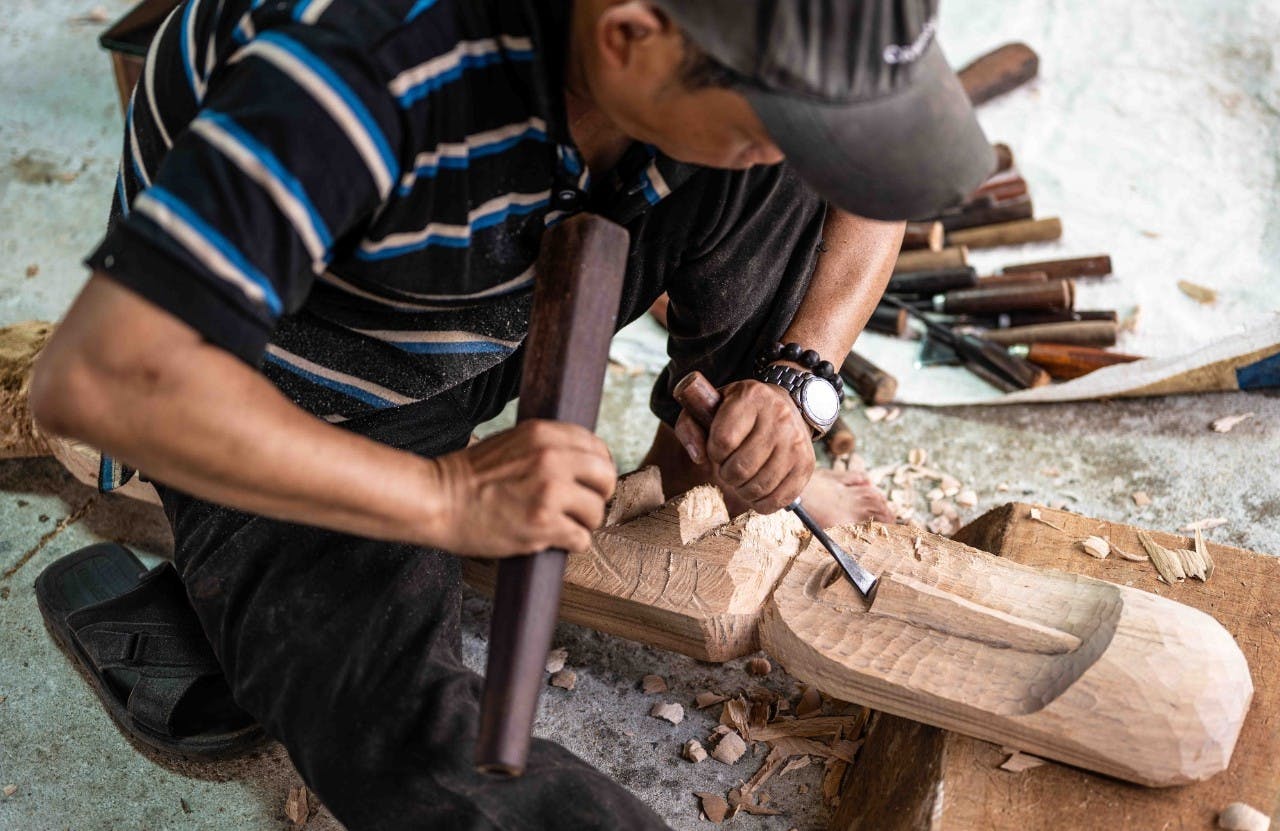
[672, 371, 878, 598]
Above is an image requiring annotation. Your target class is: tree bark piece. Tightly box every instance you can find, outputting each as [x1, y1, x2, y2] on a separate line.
[832, 504, 1279, 830]
[760, 520, 1252, 788]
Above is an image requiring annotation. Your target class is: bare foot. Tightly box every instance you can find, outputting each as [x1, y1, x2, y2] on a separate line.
[801, 468, 895, 527]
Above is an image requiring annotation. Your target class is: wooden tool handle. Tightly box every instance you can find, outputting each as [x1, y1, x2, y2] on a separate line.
[867, 304, 908, 337]
[992, 142, 1014, 172]
[957, 334, 1052, 389]
[940, 196, 1034, 232]
[886, 267, 977, 297]
[942, 278, 1073, 316]
[902, 221, 944, 252]
[958, 42, 1039, 105]
[977, 270, 1048, 287]
[982, 320, 1118, 347]
[841, 352, 899, 405]
[1003, 255, 1112, 280]
[672, 371, 721, 428]
[823, 416, 856, 456]
[477, 214, 629, 777]
[1020, 343, 1144, 380]
[947, 217, 1063, 250]
[894, 246, 968, 275]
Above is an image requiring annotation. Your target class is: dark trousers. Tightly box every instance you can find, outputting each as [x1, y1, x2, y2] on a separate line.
[158, 163, 825, 830]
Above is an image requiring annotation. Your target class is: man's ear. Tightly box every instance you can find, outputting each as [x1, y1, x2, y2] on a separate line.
[595, 1, 675, 72]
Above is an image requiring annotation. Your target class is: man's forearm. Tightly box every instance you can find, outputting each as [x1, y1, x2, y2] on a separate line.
[781, 207, 904, 364]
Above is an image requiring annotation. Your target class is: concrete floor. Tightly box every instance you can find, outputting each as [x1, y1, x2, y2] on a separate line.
[1, 0, 1278, 829]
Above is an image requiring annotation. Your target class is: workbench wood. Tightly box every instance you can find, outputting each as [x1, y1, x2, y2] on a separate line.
[464, 472, 807, 662]
[759, 519, 1251, 789]
[832, 504, 1278, 831]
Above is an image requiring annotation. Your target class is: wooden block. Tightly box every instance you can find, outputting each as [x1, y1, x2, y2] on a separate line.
[464, 475, 807, 662]
[833, 504, 1280, 831]
[760, 520, 1251, 789]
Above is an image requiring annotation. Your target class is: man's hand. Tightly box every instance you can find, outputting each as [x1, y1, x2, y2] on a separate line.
[673, 379, 814, 515]
[430, 420, 617, 558]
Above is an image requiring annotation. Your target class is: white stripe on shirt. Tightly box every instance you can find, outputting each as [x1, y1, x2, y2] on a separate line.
[388, 36, 533, 100]
[144, 7, 181, 149]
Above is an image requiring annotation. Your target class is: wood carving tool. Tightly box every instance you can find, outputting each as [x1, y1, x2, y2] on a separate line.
[1005, 309, 1118, 327]
[1009, 343, 1144, 380]
[977, 269, 1048, 287]
[927, 278, 1074, 316]
[840, 351, 898, 405]
[882, 296, 1050, 389]
[992, 142, 1014, 172]
[947, 217, 1063, 249]
[901, 221, 944, 252]
[476, 214, 629, 777]
[939, 195, 1033, 232]
[823, 415, 857, 456]
[1003, 254, 1112, 279]
[886, 266, 977, 296]
[672, 372, 878, 598]
[958, 42, 1040, 105]
[867, 304, 909, 337]
[894, 246, 968, 274]
[981, 320, 1118, 347]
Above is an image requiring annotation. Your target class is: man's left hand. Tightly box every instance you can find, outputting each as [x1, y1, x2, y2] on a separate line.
[673, 379, 814, 515]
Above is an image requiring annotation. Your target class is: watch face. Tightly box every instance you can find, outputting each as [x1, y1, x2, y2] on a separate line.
[800, 377, 840, 425]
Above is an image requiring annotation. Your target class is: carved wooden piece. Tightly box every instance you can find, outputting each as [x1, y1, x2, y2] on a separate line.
[836, 505, 1280, 830]
[760, 521, 1252, 788]
[465, 475, 807, 662]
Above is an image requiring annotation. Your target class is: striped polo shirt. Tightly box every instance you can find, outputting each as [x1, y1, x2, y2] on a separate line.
[89, 0, 698, 425]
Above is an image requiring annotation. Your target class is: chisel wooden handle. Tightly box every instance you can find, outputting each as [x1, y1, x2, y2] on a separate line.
[867, 304, 908, 336]
[823, 416, 856, 456]
[947, 217, 1063, 249]
[902, 221, 944, 252]
[1011, 343, 1143, 380]
[886, 267, 977, 296]
[978, 270, 1048, 287]
[894, 246, 968, 274]
[982, 320, 1118, 347]
[477, 214, 629, 777]
[841, 352, 898, 405]
[940, 195, 1034, 232]
[955, 333, 1052, 389]
[1004, 255, 1112, 279]
[940, 278, 1073, 316]
[958, 42, 1039, 105]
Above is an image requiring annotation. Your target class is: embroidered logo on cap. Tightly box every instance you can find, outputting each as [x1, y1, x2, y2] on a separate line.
[883, 16, 937, 65]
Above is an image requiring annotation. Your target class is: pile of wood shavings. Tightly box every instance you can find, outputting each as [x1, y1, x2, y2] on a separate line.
[862, 449, 977, 536]
[687, 683, 869, 824]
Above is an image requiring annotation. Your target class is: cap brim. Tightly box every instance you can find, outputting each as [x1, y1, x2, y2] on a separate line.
[745, 43, 994, 221]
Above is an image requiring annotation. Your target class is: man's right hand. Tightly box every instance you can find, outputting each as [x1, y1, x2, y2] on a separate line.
[429, 420, 616, 559]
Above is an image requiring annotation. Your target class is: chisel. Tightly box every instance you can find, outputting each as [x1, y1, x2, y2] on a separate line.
[673, 371, 878, 598]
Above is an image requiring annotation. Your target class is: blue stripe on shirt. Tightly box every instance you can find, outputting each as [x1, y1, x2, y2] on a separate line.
[395, 49, 534, 109]
[179, 0, 201, 99]
[397, 125, 547, 194]
[382, 340, 513, 355]
[145, 185, 284, 315]
[404, 0, 440, 23]
[357, 195, 550, 260]
[264, 352, 399, 407]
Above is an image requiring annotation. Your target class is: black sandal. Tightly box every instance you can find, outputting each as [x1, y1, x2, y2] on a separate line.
[35, 542, 265, 759]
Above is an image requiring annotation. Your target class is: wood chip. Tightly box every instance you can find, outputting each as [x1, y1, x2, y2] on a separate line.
[1120, 305, 1143, 333]
[1211, 413, 1255, 433]
[1181, 517, 1228, 532]
[912, 535, 923, 560]
[544, 647, 568, 674]
[2, 785, 16, 798]
[649, 701, 684, 724]
[884, 407, 902, 423]
[864, 406, 888, 423]
[1112, 544, 1148, 562]
[929, 498, 948, 516]
[996, 482, 1010, 492]
[695, 792, 731, 824]
[1138, 530, 1186, 583]
[285, 785, 310, 827]
[927, 515, 956, 536]
[926, 487, 944, 501]
[180, 798, 192, 814]
[746, 657, 772, 676]
[1080, 536, 1110, 559]
[641, 674, 668, 694]
[1027, 507, 1066, 532]
[1000, 752, 1046, 773]
[1218, 802, 1271, 831]
[955, 489, 977, 508]
[695, 690, 729, 709]
[711, 730, 747, 764]
[821, 758, 848, 807]
[908, 448, 928, 465]
[682, 739, 707, 763]
[720, 698, 751, 736]
[549, 670, 577, 690]
[796, 686, 822, 718]
[1178, 280, 1218, 304]
[1196, 527, 1217, 580]
[1131, 491, 1151, 507]
[779, 756, 812, 776]
[24, 264, 38, 278]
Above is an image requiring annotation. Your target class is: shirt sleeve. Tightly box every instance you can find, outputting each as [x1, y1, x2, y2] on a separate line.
[86, 22, 405, 365]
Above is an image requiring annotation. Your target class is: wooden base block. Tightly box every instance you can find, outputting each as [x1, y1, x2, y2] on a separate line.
[831, 503, 1280, 830]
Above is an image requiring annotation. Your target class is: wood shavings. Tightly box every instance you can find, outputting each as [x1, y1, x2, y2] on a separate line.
[1028, 507, 1066, 532]
[285, 785, 311, 827]
[912, 535, 923, 561]
[821, 758, 849, 807]
[641, 674, 668, 694]
[1042, 466, 1061, 478]
[711, 730, 747, 764]
[720, 698, 751, 736]
[955, 490, 978, 508]
[649, 702, 684, 724]
[1112, 544, 1148, 562]
[1000, 752, 1047, 773]
[1177, 531, 1212, 582]
[1181, 517, 1228, 532]
[996, 482, 1010, 492]
[695, 792, 731, 824]
[549, 670, 577, 690]
[1138, 531, 1186, 583]
[1080, 536, 1110, 559]
[779, 756, 811, 776]
[1131, 491, 1152, 507]
[1196, 528, 1217, 580]
[180, 798, 192, 814]
[1119, 305, 1143, 333]
[746, 657, 772, 676]
[926, 487, 944, 501]
[1211, 413, 1255, 433]
[544, 647, 568, 674]
[927, 515, 957, 536]
[864, 406, 888, 423]
[796, 686, 822, 718]
[683, 739, 707, 763]
[750, 715, 867, 742]
[908, 448, 928, 465]
[883, 407, 903, 423]
[695, 690, 728, 709]
[2, 785, 16, 798]
[930, 498, 948, 516]
[1178, 280, 1218, 304]
[1218, 802, 1271, 831]
[24, 264, 38, 278]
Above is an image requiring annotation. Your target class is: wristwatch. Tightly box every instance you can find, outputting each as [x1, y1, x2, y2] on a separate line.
[758, 364, 841, 439]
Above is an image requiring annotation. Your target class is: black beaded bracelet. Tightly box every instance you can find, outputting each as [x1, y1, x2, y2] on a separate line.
[756, 341, 844, 403]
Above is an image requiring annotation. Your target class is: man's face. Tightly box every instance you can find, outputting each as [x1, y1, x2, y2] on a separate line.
[585, 2, 784, 170]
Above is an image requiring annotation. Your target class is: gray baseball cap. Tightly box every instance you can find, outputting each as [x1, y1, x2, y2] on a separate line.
[653, 0, 994, 220]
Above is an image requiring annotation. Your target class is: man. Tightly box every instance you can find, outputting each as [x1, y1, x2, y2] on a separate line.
[31, 0, 990, 827]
